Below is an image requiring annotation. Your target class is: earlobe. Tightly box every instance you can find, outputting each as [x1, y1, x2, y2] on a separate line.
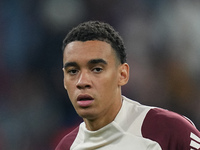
[118, 63, 129, 86]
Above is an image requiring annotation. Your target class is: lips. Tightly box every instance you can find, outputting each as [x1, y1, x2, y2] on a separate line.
[77, 94, 94, 101]
[77, 94, 94, 107]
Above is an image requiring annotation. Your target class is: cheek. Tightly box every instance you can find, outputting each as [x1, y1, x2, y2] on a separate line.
[65, 82, 73, 94]
[64, 75, 73, 88]
[99, 72, 118, 91]
[64, 78, 74, 95]
[65, 85, 76, 105]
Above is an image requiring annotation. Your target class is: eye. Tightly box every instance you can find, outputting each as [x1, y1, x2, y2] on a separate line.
[92, 67, 103, 73]
[67, 69, 79, 75]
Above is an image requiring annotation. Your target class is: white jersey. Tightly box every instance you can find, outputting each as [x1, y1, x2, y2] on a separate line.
[56, 96, 200, 150]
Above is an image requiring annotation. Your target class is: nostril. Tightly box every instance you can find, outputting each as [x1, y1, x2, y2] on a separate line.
[77, 84, 91, 89]
[85, 85, 91, 88]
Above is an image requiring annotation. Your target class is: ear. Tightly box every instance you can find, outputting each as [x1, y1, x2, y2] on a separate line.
[118, 63, 129, 86]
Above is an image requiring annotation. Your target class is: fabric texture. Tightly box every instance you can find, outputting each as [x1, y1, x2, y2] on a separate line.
[56, 96, 200, 150]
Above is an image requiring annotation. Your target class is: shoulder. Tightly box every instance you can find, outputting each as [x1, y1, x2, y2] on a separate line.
[55, 126, 79, 150]
[142, 108, 200, 150]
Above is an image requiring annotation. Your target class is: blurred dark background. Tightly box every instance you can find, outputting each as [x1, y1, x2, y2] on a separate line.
[0, 0, 200, 149]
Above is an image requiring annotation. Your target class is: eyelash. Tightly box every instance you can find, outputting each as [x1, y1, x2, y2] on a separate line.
[66, 67, 103, 75]
[92, 67, 103, 73]
[67, 69, 79, 75]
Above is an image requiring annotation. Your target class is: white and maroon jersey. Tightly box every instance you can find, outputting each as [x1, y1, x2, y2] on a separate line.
[56, 96, 200, 150]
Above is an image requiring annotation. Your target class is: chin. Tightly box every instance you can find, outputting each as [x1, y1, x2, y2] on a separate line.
[78, 110, 97, 120]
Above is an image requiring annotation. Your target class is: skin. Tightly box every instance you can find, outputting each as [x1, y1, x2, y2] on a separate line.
[63, 40, 129, 131]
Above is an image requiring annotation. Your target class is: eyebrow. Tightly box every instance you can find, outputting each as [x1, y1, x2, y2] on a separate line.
[63, 59, 107, 69]
[63, 62, 78, 69]
[88, 59, 107, 65]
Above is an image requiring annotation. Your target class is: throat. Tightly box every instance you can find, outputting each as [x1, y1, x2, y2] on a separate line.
[83, 105, 122, 131]
[84, 117, 113, 131]
[83, 96, 123, 131]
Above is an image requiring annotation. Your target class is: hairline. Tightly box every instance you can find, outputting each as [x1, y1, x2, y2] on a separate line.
[63, 40, 122, 65]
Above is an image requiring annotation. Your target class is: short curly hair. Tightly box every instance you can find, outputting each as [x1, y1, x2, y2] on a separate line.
[62, 21, 127, 64]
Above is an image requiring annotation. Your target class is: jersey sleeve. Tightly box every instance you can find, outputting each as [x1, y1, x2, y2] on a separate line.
[55, 127, 79, 150]
[142, 108, 200, 150]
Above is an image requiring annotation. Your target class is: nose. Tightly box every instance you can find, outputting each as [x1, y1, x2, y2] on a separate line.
[76, 71, 91, 89]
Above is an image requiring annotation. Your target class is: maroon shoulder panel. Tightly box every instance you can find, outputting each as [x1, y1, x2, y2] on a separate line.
[142, 108, 200, 150]
[55, 127, 79, 150]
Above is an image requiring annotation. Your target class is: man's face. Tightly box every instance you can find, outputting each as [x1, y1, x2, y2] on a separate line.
[63, 40, 128, 121]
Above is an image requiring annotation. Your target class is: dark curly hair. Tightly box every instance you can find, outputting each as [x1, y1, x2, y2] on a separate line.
[62, 21, 127, 64]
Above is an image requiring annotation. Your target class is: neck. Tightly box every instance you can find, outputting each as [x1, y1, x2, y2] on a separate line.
[83, 97, 123, 131]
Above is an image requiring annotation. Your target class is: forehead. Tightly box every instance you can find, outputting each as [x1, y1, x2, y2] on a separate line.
[63, 40, 117, 64]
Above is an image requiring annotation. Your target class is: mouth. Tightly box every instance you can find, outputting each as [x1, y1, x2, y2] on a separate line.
[77, 94, 94, 107]
[77, 94, 94, 101]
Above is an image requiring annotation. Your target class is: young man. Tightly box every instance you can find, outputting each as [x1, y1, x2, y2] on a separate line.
[56, 21, 200, 150]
